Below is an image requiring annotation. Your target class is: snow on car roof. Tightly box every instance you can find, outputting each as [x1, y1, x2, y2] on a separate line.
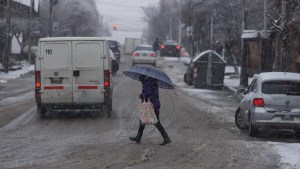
[137, 44, 152, 47]
[259, 72, 300, 81]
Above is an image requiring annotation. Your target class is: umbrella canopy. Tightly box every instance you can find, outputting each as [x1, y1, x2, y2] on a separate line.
[123, 65, 175, 89]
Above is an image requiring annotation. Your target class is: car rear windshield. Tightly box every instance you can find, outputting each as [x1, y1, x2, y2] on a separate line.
[135, 46, 153, 51]
[262, 80, 300, 95]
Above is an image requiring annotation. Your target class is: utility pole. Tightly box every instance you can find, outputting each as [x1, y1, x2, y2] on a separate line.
[28, 0, 33, 64]
[4, 0, 11, 73]
[169, 17, 172, 40]
[178, 0, 182, 44]
[49, 0, 54, 37]
[240, 0, 248, 87]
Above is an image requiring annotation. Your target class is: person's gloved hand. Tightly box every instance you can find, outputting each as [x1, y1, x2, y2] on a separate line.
[139, 94, 144, 100]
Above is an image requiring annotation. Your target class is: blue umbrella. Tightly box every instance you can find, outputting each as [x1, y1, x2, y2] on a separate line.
[123, 65, 175, 89]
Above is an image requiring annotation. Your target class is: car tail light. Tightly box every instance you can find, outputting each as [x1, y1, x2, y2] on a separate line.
[35, 71, 41, 89]
[133, 52, 139, 57]
[176, 45, 181, 49]
[253, 98, 265, 107]
[151, 53, 157, 57]
[160, 45, 165, 49]
[104, 70, 110, 89]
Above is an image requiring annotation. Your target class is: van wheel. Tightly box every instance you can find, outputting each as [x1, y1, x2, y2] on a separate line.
[103, 99, 112, 117]
[37, 105, 46, 119]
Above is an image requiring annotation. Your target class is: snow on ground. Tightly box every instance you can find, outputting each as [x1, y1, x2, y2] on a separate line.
[269, 142, 300, 169]
[166, 59, 300, 169]
[0, 64, 34, 83]
[1, 59, 300, 168]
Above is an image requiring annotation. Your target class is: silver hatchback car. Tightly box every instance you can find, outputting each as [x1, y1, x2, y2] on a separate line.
[235, 72, 300, 137]
[132, 45, 157, 66]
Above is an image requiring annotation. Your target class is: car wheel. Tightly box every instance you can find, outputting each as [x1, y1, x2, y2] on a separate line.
[37, 105, 46, 119]
[248, 114, 259, 137]
[235, 108, 247, 130]
[184, 73, 187, 83]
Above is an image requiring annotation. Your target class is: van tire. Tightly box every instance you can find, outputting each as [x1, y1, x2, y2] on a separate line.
[37, 105, 46, 119]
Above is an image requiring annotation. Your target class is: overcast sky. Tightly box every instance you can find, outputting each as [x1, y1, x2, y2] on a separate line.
[95, 0, 159, 44]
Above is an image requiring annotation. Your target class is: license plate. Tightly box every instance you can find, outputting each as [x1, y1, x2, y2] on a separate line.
[281, 115, 294, 121]
[51, 77, 63, 84]
[142, 53, 147, 56]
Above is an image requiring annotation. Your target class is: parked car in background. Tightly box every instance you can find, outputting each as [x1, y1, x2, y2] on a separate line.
[132, 44, 157, 66]
[160, 40, 181, 57]
[235, 72, 300, 137]
[106, 38, 121, 62]
[109, 49, 119, 76]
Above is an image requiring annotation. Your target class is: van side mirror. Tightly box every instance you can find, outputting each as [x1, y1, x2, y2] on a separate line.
[112, 60, 119, 72]
[237, 88, 247, 95]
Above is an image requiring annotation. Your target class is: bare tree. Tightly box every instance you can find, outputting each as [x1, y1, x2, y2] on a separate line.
[39, 0, 106, 37]
[268, 0, 300, 71]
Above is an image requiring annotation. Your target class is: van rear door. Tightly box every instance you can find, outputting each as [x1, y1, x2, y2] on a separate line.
[72, 41, 105, 103]
[40, 42, 73, 103]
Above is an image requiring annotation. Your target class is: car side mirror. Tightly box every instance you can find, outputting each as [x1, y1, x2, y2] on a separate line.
[112, 60, 119, 72]
[237, 88, 247, 95]
[184, 62, 190, 66]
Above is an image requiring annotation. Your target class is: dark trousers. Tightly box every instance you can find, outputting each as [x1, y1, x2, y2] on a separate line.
[137, 109, 166, 135]
[297, 63, 300, 73]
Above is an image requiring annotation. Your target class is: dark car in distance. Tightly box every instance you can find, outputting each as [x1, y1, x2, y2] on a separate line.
[107, 39, 121, 62]
[160, 40, 181, 57]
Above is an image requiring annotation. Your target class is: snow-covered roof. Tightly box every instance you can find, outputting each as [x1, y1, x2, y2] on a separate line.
[192, 50, 226, 63]
[13, 0, 39, 12]
[241, 30, 272, 39]
[259, 72, 300, 82]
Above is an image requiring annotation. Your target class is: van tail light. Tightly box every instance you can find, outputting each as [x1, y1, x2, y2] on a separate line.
[176, 45, 181, 49]
[160, 45, 165, 49]
[35, 71, 41, 104]
[35, 71, 41, 89]
[253, 98, 265, 107]
[133, 52, 139, 57]
[104, 69, 110, 89]
[151, 53, 157, 57]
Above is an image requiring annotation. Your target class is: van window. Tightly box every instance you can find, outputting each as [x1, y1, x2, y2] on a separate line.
[74, 42, 104, 67]
[43, 43, 69, 68]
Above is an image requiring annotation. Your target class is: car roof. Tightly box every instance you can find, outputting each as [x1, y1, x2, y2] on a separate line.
[39, 37, 106, 42]
[136, 44, 152, 48]
[163, 40, 178, 45]
[258, 72, 300, 82]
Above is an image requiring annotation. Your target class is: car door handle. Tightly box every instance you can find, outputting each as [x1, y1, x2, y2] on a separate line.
[73, 70, 80, 78]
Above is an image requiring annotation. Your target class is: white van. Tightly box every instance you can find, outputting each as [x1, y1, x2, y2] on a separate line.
[35, 37, 115, 118]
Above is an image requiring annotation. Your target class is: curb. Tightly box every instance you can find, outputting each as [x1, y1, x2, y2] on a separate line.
[20, 70, 34, 78]
[223, 85, 244, 101]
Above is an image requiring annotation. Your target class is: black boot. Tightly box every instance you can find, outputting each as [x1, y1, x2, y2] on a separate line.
[160, 132, 171, 146]
[129, 133, 142, 144]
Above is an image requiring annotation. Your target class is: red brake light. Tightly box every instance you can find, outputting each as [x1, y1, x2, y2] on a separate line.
[151, 53, 157, 57]
[35, 71, 41, 88]
[176, 45, 181, 49]
[160, 45, 165, 49]
[253, 98, 265, 107]
[133, 52, 139, 57]
[104, 70, 110, 88]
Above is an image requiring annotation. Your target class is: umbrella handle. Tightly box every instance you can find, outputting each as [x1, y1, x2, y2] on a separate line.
[140, 94, 149, 103]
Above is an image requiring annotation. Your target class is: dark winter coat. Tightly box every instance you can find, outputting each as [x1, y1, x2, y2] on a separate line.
[140, 76, 160, 111]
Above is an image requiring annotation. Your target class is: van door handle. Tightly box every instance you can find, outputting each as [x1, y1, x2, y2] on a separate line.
[73, 70, 80, 78]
